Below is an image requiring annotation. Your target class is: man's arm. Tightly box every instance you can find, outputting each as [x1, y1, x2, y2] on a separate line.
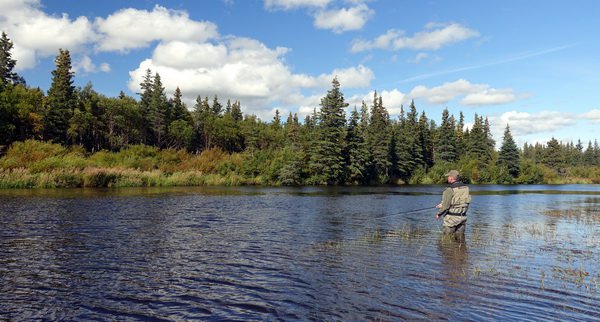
[436, 188, 453, 219]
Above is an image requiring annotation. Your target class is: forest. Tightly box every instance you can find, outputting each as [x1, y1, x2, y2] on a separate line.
[1, 32, 600, 188]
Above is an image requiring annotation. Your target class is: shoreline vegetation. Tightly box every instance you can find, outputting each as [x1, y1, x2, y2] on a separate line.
[1, 140, 599, 189]
[2, 34, 600, 188]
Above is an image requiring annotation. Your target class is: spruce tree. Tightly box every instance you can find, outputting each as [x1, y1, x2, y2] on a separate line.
[149, 73, 168, 147]
[435, 108, 457, 162]
[308, 77, 348, 184]
[138, 69, 154, 144]
[345, 107, 370, 184]
[467, 114, 489, 162]
[543, 137, 563, 170]
[44, 49, 76, 144]
[405, 100, 423, 168]
[231, 100, 243, 121]
[497, 124, 520, 177]
[0, 32, 25, 88]
[394, 104, 413, 180]
[170, 87, 191, 123]
[418, 111, 433, 169]
[367, 92, 392, 183]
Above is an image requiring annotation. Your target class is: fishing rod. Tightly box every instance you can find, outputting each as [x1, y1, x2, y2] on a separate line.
[372, 206, 438, 220]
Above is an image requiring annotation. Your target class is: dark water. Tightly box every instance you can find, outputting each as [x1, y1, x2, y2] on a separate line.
[0, 185, 599, 320]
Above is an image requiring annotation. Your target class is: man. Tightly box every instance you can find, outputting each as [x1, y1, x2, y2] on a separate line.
[436, 170, 471, 235]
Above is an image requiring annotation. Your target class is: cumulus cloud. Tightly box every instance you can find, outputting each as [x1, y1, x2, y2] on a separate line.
[491, 111, 576, 137]
[409, 79, 517, 106]
[347, 89, 408, 116]
[580, 109, 600, 123]
[351, 23, 479, 52]
[128, 37, 374, 120]
[99, 63, 111, 73]
[407, 52, 429, 64]
[461, 89, 516, 106]
[264, 0, 372, 33]
[0, 0, 96, 69]
[264, 0, 331, 10]
[94, 5, 218, 52]
[72, 55, 111, 74]
[313, 4, 374, 33]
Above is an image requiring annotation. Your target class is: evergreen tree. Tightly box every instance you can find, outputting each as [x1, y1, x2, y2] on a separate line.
[543, 137, 563, 170]
[455, 111, 465, 155]
[367, 92, 392, 182]
[44, 49, 76, 144]
[149, 73, 168, 147]
[0, 32, 25, 89]
[345, 107, 370, 184]
[583, 141, 595, 165]
[138, 69, 153, 144]
[418, 111, 433, 169]
[405, 100, 423, 168]
[231, 100, 243, 121]
[467, 114, 489, 162]
[497, 124, 520, 177]
[435, 108, 457, 162]
[308, 77, 348, 184]
[484, 116, 495, 159]
[272, 109, 281, 128]
[212, 95, 222, 116]
[169, 87, 191, 123]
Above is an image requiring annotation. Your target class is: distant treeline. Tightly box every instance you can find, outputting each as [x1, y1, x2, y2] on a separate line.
[1, 32, 600, 187]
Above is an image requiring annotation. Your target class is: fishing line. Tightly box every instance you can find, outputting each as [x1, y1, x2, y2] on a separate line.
[372, 206, 438, 221]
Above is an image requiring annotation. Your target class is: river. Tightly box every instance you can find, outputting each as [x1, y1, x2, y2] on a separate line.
[0, 185, 599, 320]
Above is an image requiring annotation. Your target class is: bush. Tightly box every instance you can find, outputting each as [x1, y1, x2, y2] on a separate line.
[0, 140, 66, 168]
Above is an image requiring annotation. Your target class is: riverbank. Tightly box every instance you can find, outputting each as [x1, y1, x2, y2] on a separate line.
[1, 140, 599, 188]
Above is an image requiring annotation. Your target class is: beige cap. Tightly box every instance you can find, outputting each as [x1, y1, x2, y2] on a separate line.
[444, 170, 459, 177]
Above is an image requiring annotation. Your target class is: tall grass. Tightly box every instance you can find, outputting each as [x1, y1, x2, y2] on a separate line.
[0, 140, 268, 188]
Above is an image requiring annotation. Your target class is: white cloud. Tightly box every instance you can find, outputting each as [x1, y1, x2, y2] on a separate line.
[407, 52, 429, 64]
[491, 111, 576, 137]
[94, 5, 218, 52]
[99, 63, 111, 73]
[580, 109, 600, 123]
[264, 0, 372, 33]
[0, 0, 96, 69]
[73, 55, 96, 73]
[293, 64, 374, 88]
[409, 79, 517, 106]
[461, 89, 516, 106]
[351, 23, 479, 52]
[72, 55, 111, 74]
[264, 0, 331, 10]
[128, 37, 373, 119]
[347, 89, 409, 117]
[313, 4, 373, 33]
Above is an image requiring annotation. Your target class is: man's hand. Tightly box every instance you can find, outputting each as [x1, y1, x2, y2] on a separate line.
[436, 203, 442, 209]
[435, 213, 441, 220]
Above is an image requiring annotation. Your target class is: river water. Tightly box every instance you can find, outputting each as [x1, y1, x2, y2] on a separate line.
[0, 185, 599, 320]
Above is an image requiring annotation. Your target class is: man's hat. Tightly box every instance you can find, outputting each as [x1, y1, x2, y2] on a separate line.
[444, 170, 460, 177]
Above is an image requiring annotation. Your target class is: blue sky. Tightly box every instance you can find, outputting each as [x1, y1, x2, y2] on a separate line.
[2, 0, 600, 147]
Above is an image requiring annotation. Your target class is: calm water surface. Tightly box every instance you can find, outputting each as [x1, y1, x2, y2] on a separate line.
[0, 185, 599, 320]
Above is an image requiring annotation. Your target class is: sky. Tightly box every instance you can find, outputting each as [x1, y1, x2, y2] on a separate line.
[2, 0, 600, 147]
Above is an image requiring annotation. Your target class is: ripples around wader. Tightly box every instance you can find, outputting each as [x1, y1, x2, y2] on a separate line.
[0, 185, 599, 320]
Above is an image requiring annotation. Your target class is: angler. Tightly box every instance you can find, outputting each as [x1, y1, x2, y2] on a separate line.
[436, 170, 471, 236]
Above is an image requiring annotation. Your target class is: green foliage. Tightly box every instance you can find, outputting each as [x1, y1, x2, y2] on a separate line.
[1, 38, 599, 188]
[44, 49, 76, 144]
[515, 160, 544, 184]
[308, 77, 348, 185]
[497, 124, 520, 177]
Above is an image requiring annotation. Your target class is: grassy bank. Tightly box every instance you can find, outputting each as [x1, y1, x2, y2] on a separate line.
[1, 140, 599, 188]
[0, 140, 272, 188]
